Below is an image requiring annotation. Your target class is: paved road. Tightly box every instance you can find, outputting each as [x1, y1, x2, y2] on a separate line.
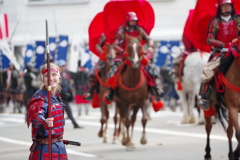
[0, 102, 235, 160]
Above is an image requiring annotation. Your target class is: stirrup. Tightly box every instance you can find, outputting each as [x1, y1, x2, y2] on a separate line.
[83, 92, 92, 101]
[197, 99, 209, 111]
[105, 90, 114, 101]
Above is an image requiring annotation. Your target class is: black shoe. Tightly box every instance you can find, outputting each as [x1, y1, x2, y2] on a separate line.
[197, 98, 209, 111]
[152, 86, 164, 98]
[74, 125, 84, 129]
[105, 89, 115, 101]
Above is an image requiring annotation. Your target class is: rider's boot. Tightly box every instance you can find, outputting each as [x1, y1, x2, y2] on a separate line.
[150, 85, 164, 101]
[105, 88, 115, 102]
[84, 82, 96, 101]
[197, 85, 212, 111]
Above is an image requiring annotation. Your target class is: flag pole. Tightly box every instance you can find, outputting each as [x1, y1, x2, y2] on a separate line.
[46, 19, 52, 160]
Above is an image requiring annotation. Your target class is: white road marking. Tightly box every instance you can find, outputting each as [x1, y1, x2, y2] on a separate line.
[75, 120, 237, 142]
[0, 136, 96, 157]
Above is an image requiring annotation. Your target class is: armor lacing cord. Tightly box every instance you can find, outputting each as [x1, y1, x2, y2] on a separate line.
[95, 69, 108, 87]
[118, 69, 145, 91]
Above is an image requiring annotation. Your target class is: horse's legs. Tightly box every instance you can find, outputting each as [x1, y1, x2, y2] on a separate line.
[103, 104, 109, 143]
[125, 105, 134, 150]
[227, 120, 234, 160]
[130, 106, 139, 142]
[140, 103, 148, 145]
[204, 116, 212, 160]
[228, 107, 240, 160]
[188, 92, 196, 123]
[178, 91, 190, 124]
[113, 107, 120, 144]
[98, 101, 106, 138]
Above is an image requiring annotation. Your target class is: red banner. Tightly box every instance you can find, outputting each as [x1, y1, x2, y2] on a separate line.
[103, 0, 155, 44]
[88, 12, 104, 56]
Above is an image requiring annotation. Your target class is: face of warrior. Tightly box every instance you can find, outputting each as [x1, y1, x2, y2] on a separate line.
[128, 20, 137, 27]
[42, 68, 60, 90]
[220, 3, 232, 16]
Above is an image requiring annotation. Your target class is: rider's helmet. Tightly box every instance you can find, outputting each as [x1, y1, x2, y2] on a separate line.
[218, 0, 232, 7]
[217, 0, 235, 16]
[126, 12, 138, 22]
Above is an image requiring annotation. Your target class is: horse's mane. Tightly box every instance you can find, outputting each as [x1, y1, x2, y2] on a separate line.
[219, 53, 234, 75]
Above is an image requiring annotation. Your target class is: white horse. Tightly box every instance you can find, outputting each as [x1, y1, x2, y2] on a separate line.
[174, 51, 210, 124]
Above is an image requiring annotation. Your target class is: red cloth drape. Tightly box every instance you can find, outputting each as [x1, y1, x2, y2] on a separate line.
[88, 12, 104, 57]
[103, 0, 155, 44]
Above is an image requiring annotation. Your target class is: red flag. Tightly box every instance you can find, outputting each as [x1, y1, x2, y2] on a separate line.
[88, 12, 104, 57]
[182, 9, 196, 51]
[0, 13, 9, 40]
[103, 0, 155, 44]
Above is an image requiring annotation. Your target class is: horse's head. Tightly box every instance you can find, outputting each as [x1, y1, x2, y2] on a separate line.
[126, 38, 143, 68]
[105, 43, 115, 65]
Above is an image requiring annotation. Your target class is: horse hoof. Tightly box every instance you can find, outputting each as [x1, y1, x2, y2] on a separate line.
[140, 133, 147, 145]
[98, 131, 103, 138]
[189, 116, 196, 123]
[122, 137, 127, 146]
[204, 158, 212, 160]
[126, 142, 135, 151]
[181, 115, 190, 124]
[140, 138, 147, 145]
[112, 136, 119, 144]
[103, 138, 108, 143]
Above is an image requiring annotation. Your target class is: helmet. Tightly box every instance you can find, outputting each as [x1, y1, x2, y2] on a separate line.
[126, 12, 138, 22]
[218, 0, 232, 7]
[56, 59, 66, 67]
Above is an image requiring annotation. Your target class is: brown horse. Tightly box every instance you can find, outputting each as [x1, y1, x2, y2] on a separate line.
[115, 38, 149, 150]
[96, 43, 121, 143]
[204, 40, 240, 160]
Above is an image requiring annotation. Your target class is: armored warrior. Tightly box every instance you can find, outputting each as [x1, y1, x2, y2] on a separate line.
[198, 0, 240, 110]
[84, 33, 107, 100]
[27, 63, 68, 160]
[74, 60, 89, 116]
[104, 12, 162, 101]
[6, 62, 22, 113]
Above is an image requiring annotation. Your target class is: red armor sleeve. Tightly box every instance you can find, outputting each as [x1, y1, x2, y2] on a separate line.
[207, 18, 224, 48]
[113, 26, 125, 53]
[237, 16, 240, 32]
[95, 34, 106, 54]
[140, 27, 153, 47]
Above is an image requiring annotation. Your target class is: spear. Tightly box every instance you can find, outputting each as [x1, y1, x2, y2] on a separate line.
[46, 19, 52, 160]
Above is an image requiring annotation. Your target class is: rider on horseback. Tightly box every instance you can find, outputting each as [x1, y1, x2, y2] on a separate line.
[104, 12, 162, 102]
[198, 0, 240, 110]
[84, 33, 106, 100]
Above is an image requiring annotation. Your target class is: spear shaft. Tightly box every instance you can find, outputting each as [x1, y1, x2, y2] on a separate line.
[46, 19, 52, 160]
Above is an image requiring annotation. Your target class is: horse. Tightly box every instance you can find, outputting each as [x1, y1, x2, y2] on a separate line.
[114, 38, 149, 150]
[173, 51, 210, 124]
[95, 43, 121, 143]
[204, 39, 240, 160]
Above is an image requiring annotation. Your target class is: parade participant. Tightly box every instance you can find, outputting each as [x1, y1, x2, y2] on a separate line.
[6, 62, 22, 113]
[23, 63, 39, 122]
[0, 67, 7, 113]
[104, 11, 162, 101]
[56, 59, 84, 129]
[84, 33, 106, 100]
[198, 0, 240, 110]
[74, 60, 89, 116]
[27, 63, 68, 160]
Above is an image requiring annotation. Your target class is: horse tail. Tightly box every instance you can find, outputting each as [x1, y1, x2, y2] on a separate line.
[214, 93, 228, 131]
